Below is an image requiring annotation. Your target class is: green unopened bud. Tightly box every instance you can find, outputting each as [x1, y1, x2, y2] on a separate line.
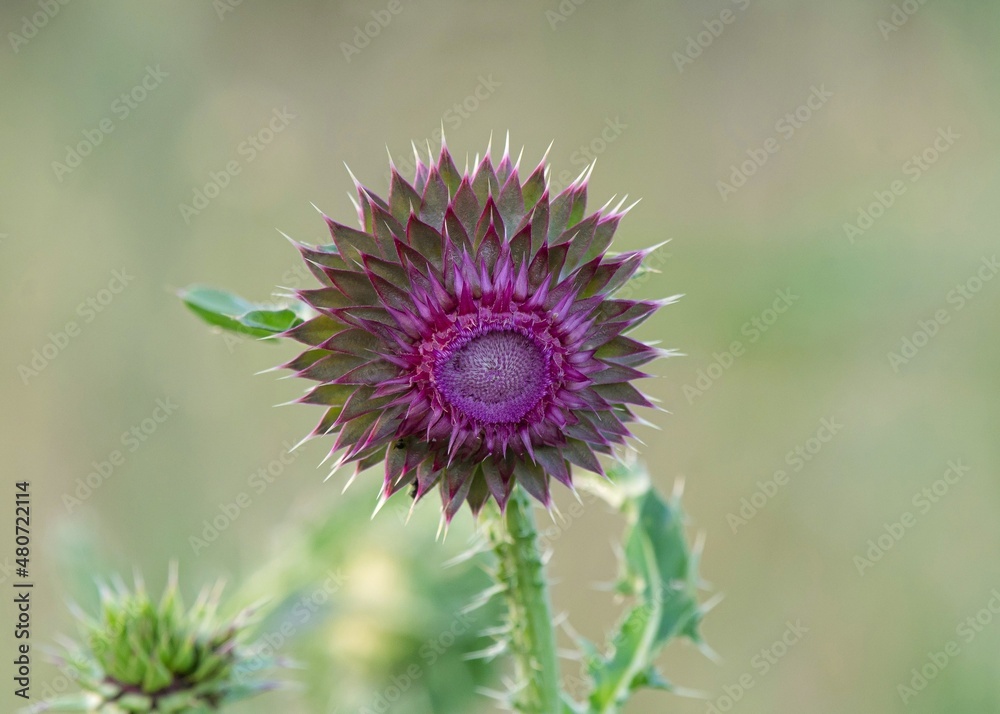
[39, 565, 285, 713]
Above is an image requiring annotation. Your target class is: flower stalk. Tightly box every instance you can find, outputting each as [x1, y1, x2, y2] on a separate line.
[486, 486, 562, 714]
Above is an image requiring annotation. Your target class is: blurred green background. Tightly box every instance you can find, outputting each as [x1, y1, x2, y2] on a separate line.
[2, 1, 999, 712]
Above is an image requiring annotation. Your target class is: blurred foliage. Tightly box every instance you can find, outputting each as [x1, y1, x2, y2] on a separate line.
[50, 486, 502, 714]
[232, 484, 502, 714]
[4, 1, 1000, 713]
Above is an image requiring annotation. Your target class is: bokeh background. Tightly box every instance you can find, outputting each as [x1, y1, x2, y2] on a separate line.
[3, 1, 1000, 712]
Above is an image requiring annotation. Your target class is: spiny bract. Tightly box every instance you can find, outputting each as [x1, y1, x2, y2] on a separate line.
[283, 137, 670, 520]
[44, 569, 280, 713]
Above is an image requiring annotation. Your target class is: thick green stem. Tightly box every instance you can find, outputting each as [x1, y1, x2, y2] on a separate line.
[487, 487, 562, 714]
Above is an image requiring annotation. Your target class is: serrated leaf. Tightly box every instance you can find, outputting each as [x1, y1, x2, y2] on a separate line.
[582, 462, 709, 712]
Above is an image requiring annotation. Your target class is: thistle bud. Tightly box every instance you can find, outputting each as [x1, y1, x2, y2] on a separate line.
[39, 567, 283, 713]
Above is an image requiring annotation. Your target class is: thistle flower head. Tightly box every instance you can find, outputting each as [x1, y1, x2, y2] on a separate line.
[284, 136, 668, 519]
[45, 568, 281, 713]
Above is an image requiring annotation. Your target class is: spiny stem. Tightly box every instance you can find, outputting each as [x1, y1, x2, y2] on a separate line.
[486, 487, 562, 714]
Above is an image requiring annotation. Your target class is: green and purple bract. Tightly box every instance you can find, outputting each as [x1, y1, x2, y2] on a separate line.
[283, 139, 668, 520]
[45, 569, 281, 713]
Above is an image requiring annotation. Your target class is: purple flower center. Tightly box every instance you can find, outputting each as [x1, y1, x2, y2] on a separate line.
[434, 328, 550, 425]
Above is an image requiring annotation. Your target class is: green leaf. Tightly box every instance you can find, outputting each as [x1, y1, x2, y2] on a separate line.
[241, 308, 304, 333]
[579, 461, 711, 713]
[179, 285, 308, 340]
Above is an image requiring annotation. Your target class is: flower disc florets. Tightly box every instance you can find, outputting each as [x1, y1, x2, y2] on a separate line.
[428, 321, 552, 426]
[282, 137, 671, 519]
